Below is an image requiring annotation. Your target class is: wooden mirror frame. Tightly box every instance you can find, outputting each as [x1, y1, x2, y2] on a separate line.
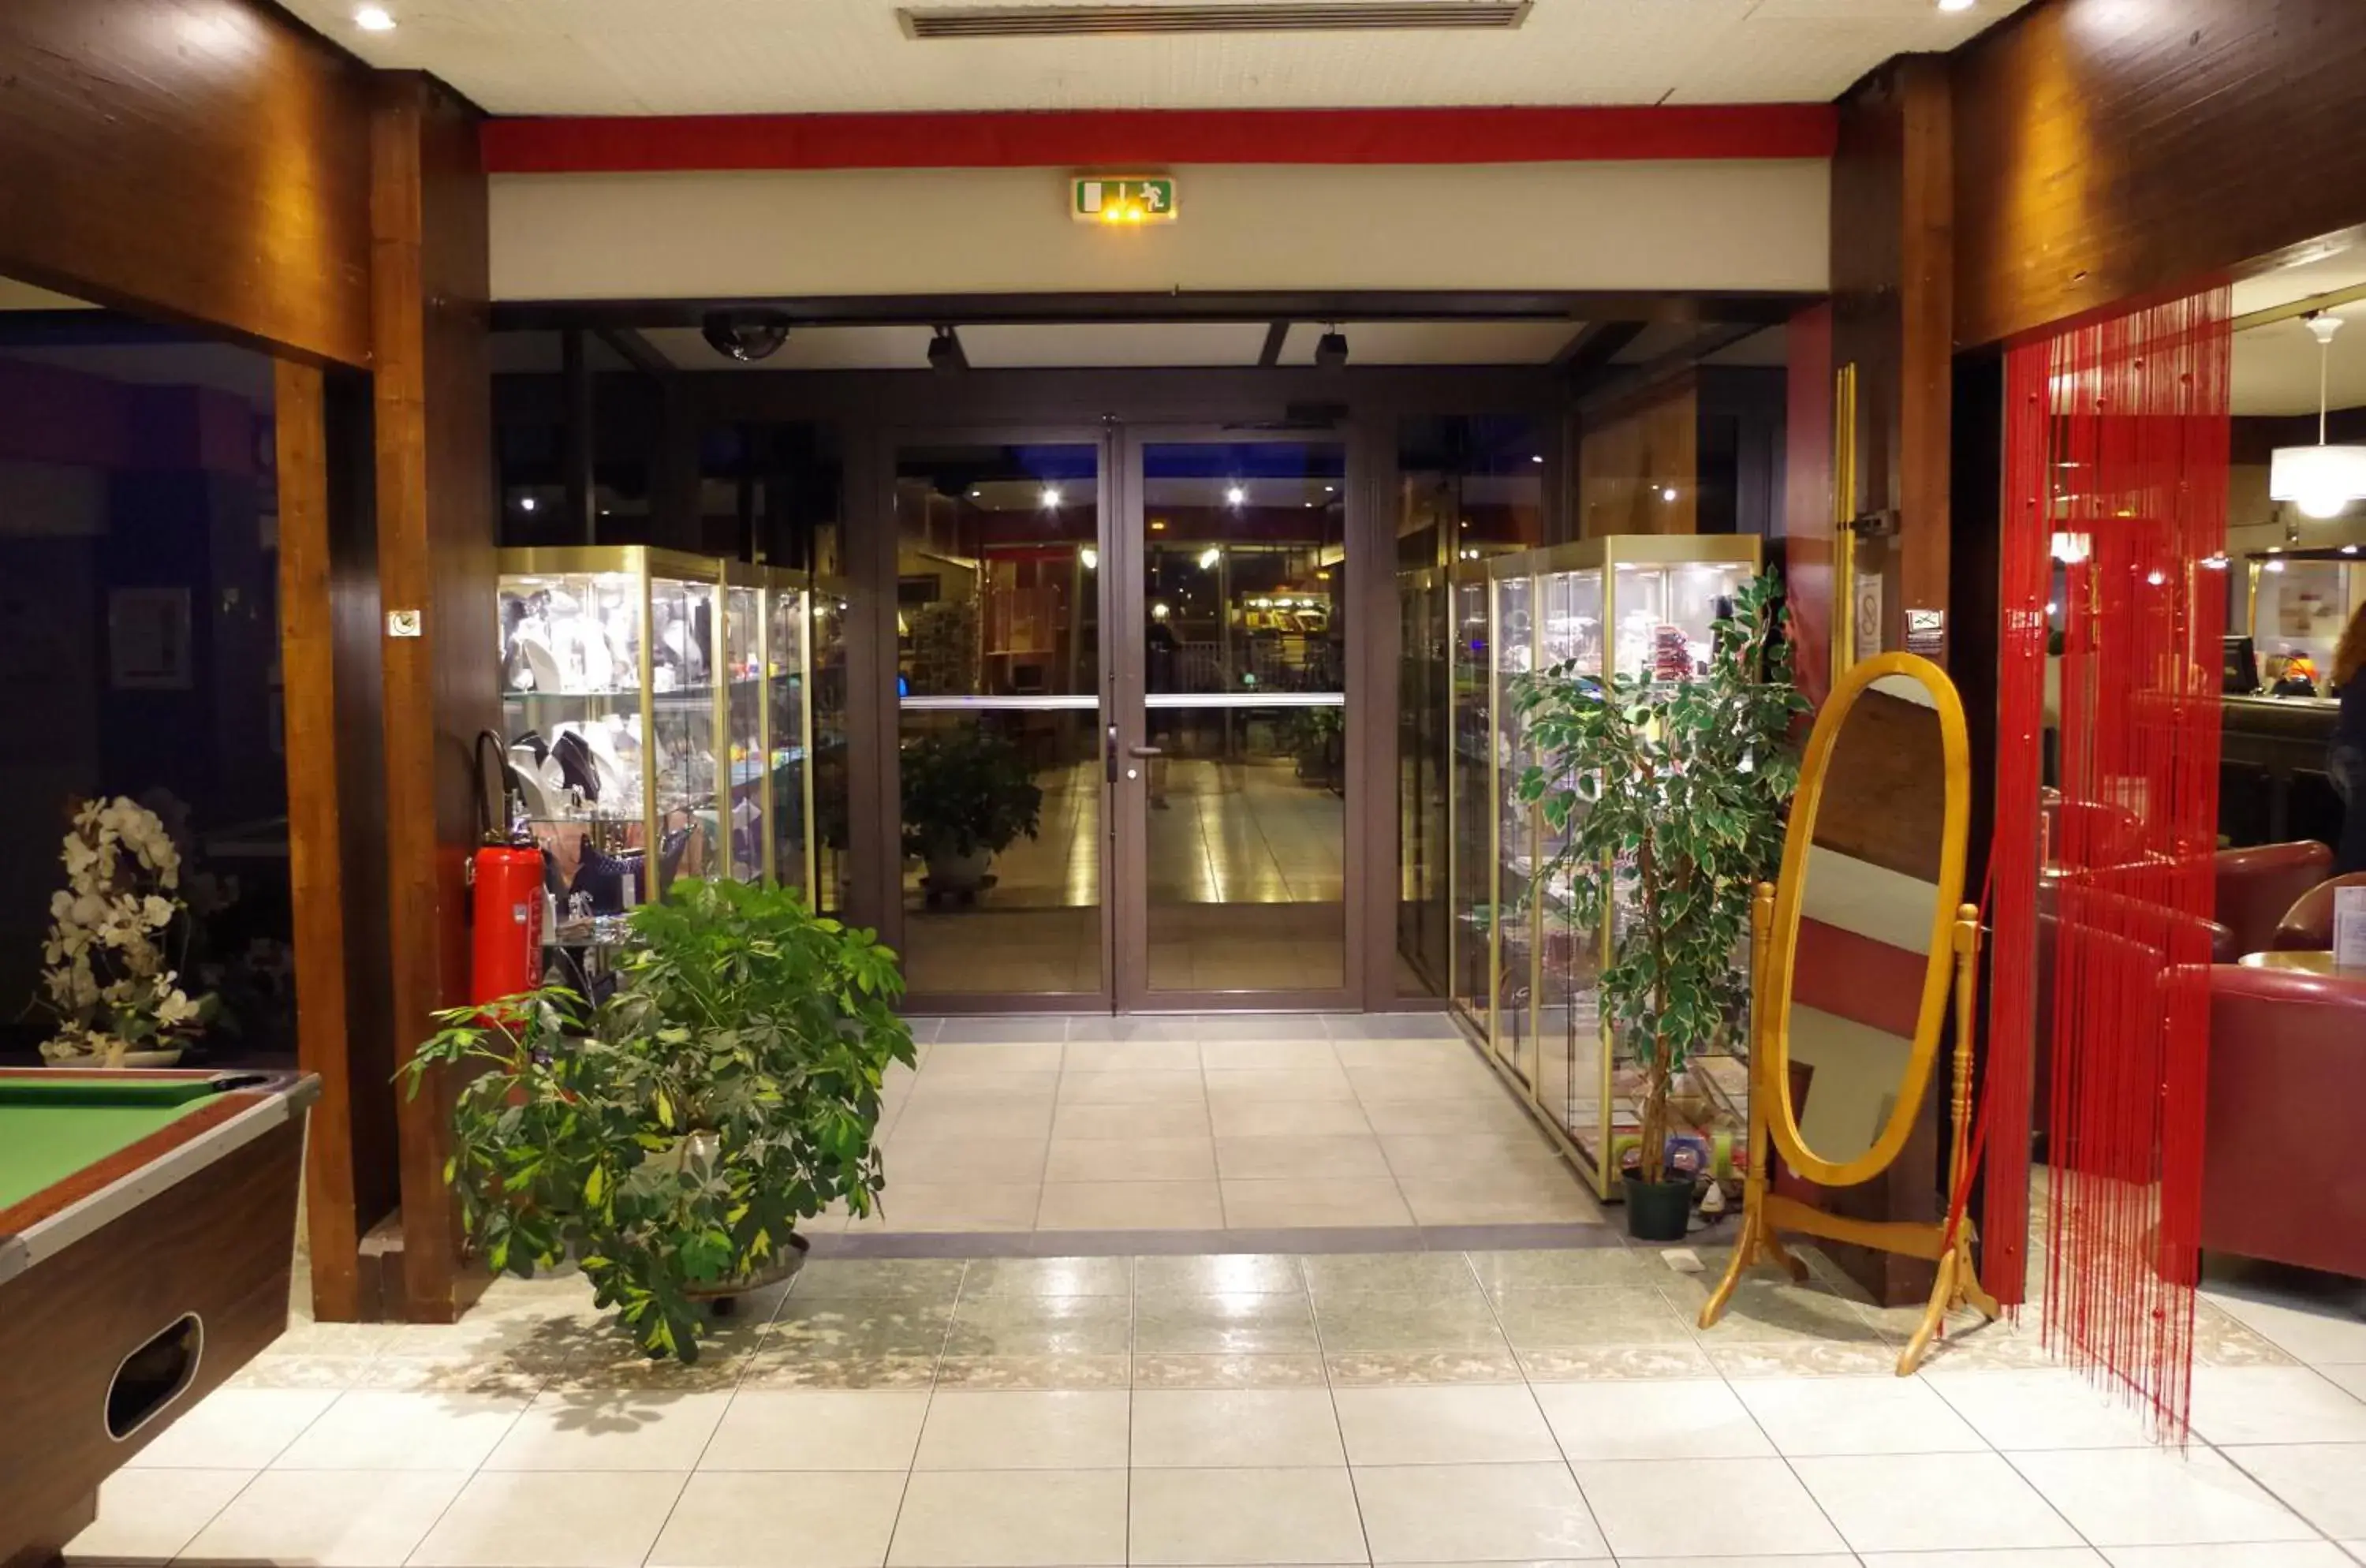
[1766, 653, 1969, 1187]
[1700, 651, 1998, 1375]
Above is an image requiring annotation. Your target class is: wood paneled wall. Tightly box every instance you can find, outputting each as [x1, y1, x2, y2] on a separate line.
[1832, 55, 1954, 663]
[0, 0, 373, 367]
[1954, 0, 2366, 349]
[372, 71, 497, 1323]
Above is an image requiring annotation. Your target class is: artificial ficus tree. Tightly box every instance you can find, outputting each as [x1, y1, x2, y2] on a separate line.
[1513, 573, 1804, 1185]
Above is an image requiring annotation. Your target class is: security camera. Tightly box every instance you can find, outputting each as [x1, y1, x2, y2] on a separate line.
[700, 309, 792, 363]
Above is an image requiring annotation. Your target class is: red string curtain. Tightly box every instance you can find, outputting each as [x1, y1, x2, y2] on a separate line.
[1988, 288, 2231, 1441]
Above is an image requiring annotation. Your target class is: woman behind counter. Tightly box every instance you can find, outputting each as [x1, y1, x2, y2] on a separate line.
[2334, 599, 2366, 873]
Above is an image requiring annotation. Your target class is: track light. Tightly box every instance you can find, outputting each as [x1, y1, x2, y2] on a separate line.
[1314, 325, 1349, 371]
[700, 309, 790, 362]
[927, 326, 968, 373]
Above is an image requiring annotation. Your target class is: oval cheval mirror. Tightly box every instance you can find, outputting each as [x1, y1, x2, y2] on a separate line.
[1700, 652, 1998, 1376]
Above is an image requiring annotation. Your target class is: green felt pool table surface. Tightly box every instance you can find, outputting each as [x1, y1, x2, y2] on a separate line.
[0, 1078, 222, 1211]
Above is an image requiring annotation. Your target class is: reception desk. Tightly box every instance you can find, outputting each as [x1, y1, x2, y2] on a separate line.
[2221, 694, 2341, 849]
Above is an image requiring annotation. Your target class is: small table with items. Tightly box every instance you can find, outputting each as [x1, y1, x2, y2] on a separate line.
[0, 1069, 317, 1567]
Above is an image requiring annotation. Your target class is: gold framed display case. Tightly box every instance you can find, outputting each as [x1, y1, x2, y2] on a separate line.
[761, 565, 819, 898]
[1471, 533, 1766, 1199]
[498, 547, 734, 943]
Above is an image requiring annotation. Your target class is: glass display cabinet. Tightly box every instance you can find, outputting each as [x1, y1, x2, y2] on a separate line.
[763, 566, 817, 898]
[1470, 534, 1764, 1198]
[724, 566, 765, 883]
[496, 547, 740, 953]
[1450, 570, 1495, 1029]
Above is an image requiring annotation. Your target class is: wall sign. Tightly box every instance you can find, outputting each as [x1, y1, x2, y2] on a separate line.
[1072, 176, 1177, 225]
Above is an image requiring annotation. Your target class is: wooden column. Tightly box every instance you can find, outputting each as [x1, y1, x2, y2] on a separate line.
[274, 361, 364, 1321]
[1833, 54, 1954, 663]
[371, 71, 498, 1324]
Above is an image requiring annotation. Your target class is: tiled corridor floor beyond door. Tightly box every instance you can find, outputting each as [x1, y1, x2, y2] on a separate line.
[816, 1014, 1603, 1250]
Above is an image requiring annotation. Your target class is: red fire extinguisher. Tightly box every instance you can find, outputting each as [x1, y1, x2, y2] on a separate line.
[470, 730, 544, 1010]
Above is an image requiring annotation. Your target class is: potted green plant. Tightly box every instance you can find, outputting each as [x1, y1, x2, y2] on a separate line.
[1513, 573, 1802, 1241]
[899, 723, 1043, 896]
[405, 879, 915, 1361]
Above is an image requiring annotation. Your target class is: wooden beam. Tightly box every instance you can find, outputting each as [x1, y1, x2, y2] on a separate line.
[1258, 320, 1289, 367]
[0, 0, 373, 366]
[1576, 323, 1761, 414]
[598, 325, 677, 379]
[372, 72, 498, 1326]
[1551, 320, 1643, 379]
[274, 359, 361, 1323]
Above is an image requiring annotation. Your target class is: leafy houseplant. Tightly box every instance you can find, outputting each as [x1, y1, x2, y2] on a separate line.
[33, 796, 221, 1066]
[405, 879, 916, 1361]
[900, 723, 1044, 892]
[1513, 573, 1803, 1238]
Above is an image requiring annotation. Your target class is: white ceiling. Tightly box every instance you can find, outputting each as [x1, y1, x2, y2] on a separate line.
[288, 0, 2028, 117]
[2233, 244, 2366, 416]
[515, 319, 1786, 371]
[2234, 306, 2366, 418]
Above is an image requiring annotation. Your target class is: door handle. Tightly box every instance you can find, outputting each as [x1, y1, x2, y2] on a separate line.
[1129, 744, 1163, 758]
[1106, 722, 1121, 784]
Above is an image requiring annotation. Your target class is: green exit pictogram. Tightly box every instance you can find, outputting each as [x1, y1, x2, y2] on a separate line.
[1072, 176, 1178, 225]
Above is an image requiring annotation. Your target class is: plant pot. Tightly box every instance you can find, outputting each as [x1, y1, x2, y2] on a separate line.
[924, 847, 993, 894]
[685, 1231, 811, 1316]
[1623, 1174, 1696, 1241]
[43, 1046, 185, 1070]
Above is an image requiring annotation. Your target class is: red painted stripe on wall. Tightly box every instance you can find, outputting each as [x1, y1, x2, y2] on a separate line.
[1790, 917, 1927, 1041]
[481, 105, 1838, 174]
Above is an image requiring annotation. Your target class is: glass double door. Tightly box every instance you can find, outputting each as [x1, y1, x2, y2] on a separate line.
[894, 428, 1350, 1010]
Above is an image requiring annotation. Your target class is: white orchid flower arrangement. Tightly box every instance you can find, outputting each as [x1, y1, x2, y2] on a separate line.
[35, 795, 221, 1066]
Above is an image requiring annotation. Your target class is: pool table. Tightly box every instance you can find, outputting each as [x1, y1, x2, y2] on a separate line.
[0, 1069, 317, 1568]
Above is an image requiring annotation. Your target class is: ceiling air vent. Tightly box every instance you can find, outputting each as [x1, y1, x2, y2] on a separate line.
[899, 2, 1532, 39]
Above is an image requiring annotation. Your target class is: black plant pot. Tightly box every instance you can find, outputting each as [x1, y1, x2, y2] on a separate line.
[1624, 1175, 1696, 1241]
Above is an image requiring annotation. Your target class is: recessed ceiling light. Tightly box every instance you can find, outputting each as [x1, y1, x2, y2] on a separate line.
[356, 5, 396, 30]
[1226, 485, 1247, 506]
[1936, 0, 1975, 12]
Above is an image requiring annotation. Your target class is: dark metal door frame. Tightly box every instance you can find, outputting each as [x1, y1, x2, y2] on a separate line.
[819, 370, 1567, 1016]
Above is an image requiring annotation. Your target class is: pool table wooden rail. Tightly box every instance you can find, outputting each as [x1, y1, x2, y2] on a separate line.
[0, 1070, 315, 1568]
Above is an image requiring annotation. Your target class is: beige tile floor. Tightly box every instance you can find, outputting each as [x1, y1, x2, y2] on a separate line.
[68, 1245, 2366, 1568]
[818, 1014, 1602, 1238]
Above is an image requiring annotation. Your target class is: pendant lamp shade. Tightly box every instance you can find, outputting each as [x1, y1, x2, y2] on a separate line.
[2269, 442, 2366, 517]
[2269, 312, 2366, 519]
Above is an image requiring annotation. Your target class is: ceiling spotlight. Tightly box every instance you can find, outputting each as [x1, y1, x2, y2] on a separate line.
[700, 308, 791, 362]
[1659, 486, 1679, 502]
[1314, 326, 1349, 371]
[1530, 454, 1544, 465]
[1039, 485, 1062, 509]
[1936, 0, 1975, 11]
[355, 4, 396, 29]
[1225, 485, 1247, 506]
[519, 495, 537, 513]
[927, 325, 968, 373]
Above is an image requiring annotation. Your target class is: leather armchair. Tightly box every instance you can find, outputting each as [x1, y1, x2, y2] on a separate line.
[2271, 871, 2366, 951]
[2215, 842, 2334, 955]
[2200, 965, 2366, 1278]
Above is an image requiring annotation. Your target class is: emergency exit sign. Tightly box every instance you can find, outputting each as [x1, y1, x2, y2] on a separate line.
[1073, 176, 1177, 225]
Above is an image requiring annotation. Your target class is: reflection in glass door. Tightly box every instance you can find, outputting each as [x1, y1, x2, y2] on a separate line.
[894, 442, 1106, 1001]
[1120, 439, 1350, 1002]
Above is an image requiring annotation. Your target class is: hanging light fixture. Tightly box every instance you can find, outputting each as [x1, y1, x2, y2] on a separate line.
[2269, 313, 2366, 520]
